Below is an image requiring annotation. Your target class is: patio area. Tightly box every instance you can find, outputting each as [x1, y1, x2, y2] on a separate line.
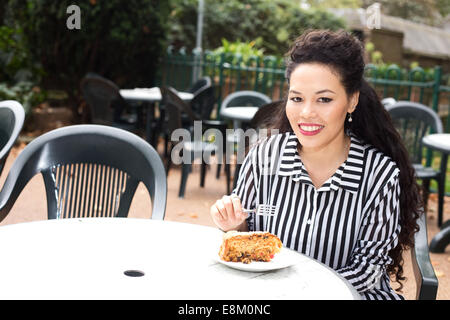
[0, 137, 449, 300]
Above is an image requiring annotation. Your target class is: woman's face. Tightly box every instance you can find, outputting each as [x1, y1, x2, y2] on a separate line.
[286, 63, 359, 153]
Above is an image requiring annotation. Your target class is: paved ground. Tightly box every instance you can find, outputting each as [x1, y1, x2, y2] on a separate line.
[0, 140, 449, 300]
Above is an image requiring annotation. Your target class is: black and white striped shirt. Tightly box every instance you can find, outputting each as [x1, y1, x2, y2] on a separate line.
[233, 132, 403, 300]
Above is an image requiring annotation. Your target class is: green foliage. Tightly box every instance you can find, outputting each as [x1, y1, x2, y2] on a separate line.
[366, 63, 435, 82]
[365, 42, 384, 65]
[0, 24, 44, 84]
[0, 81, 46, 115]
[436, 0, 450, 17]
[169, 0, 346, 55]
[7, 0, 171, 112]
[206, 38, 272, 81]
[0, 4, 45, 115]
[212, 38, 265, 63]
[304, 0, 362, 10]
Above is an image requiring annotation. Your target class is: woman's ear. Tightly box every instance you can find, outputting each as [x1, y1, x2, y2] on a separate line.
[348, 91, 360, 113]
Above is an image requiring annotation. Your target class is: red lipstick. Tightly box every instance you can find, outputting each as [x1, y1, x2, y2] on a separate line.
[298, 123, 324, 136]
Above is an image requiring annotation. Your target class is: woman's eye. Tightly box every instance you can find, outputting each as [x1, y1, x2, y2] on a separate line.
[318, 97, 332, 103]
[290, 97, 302, 103]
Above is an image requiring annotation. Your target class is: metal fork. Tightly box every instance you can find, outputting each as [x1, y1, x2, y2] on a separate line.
[243, 204, 277, 217]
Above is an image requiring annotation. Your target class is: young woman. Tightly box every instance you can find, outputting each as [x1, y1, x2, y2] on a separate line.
[210, 30, 422, 300]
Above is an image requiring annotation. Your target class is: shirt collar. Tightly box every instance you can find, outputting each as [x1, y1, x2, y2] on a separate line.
[277, 132, 365, 193]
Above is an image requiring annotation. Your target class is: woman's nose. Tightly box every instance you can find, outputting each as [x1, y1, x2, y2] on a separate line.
[299, 101, 315, 117]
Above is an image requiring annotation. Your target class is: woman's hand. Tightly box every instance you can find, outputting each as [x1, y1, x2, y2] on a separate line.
[210, 194, 248, 232]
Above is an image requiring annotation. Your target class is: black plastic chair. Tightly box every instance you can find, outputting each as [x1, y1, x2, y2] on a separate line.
[80, 73, 139, 131]
[228, 100, 285, 190]
[162, 84, 217, 155]
[219, 91, 272, 191]
[219, 90, 272, 150]
[0, 125, 166, 221]
[0, 100, 25, 177]
[161, 87, 230, 197]
[220, 90, 272, 112]
[250, 100, 284, 130]
[189, 76, 212, 95]
[190, 85, 217, 121]
[386, 101, 445, 227]
[411, 209, 439, 299]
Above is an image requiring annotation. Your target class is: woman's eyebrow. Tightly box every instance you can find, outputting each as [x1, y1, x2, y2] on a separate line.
[316, 89, 336, 94]
[289, 89, 336, 95]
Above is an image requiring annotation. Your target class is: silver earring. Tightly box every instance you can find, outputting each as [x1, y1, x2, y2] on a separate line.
[348, 113, 353, 122]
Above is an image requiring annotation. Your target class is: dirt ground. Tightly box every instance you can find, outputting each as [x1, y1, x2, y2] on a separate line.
[0, 139, 449, 300]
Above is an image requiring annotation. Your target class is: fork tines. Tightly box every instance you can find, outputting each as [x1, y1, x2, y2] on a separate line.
[256, 204, 277, 217]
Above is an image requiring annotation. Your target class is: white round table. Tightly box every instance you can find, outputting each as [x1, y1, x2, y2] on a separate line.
[120, 87, 193, 103]
[0, 218, 360, 300]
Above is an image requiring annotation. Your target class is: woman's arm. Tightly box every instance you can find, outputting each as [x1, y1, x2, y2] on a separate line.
[336, 174, 401, 293]
[210, 146, 258, 231]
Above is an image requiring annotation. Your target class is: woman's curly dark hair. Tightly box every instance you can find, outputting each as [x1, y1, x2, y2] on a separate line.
[274, 29, 422, 291]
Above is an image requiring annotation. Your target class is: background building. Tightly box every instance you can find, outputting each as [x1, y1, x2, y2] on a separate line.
[331, 8, 450, 73]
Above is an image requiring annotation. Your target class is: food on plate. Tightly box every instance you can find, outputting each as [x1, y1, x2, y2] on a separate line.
[218, 231, 282, 264]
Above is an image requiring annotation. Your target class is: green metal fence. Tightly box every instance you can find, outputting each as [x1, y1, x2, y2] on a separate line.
[158, 48, 450, 130]
[158, 47, 288, 118]
[365, 64, 450, 130]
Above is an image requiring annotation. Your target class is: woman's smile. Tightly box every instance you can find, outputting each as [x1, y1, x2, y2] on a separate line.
[298, 123, 325, 136]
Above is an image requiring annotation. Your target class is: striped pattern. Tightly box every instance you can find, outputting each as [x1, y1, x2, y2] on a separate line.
[233, 132, 403, 300]
[50, 163, 129, 218]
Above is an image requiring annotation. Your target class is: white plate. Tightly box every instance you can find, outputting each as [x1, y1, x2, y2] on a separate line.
[216, 247, 300, 272]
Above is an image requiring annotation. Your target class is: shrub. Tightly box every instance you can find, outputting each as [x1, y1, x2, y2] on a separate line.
[6, 0, 171, 116]
[0, 10, 45, 116]
[0, 81, 46, 115]
[0, 25, 43, 84]
[212, 38, 266, 64]
[169, 0, 346, 55]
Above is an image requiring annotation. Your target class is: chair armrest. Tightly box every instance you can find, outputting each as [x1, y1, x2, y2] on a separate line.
[411, 212, 439, 300]
[0, 100, 25, 160]
[0, 132, 52, 222]
[0, 163, 30, 223]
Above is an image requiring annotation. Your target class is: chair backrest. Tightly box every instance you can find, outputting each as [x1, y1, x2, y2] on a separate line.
[0, 100, 25, 177]
[160, 87, 185, 138]
[80, 73, 128, 124]
[189, 76, 212, 95]
[220, 90, 271, 111]
[0, 125, 166, 221]
[411, 210, 439, 299]
[386, 101, 443, 164]
[381, 97, 397, 108]
[161, 86, 198, 126]
[190, 85, 216, 120]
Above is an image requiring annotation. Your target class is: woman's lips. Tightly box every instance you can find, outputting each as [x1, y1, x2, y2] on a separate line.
[298, 123, 324, 136]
